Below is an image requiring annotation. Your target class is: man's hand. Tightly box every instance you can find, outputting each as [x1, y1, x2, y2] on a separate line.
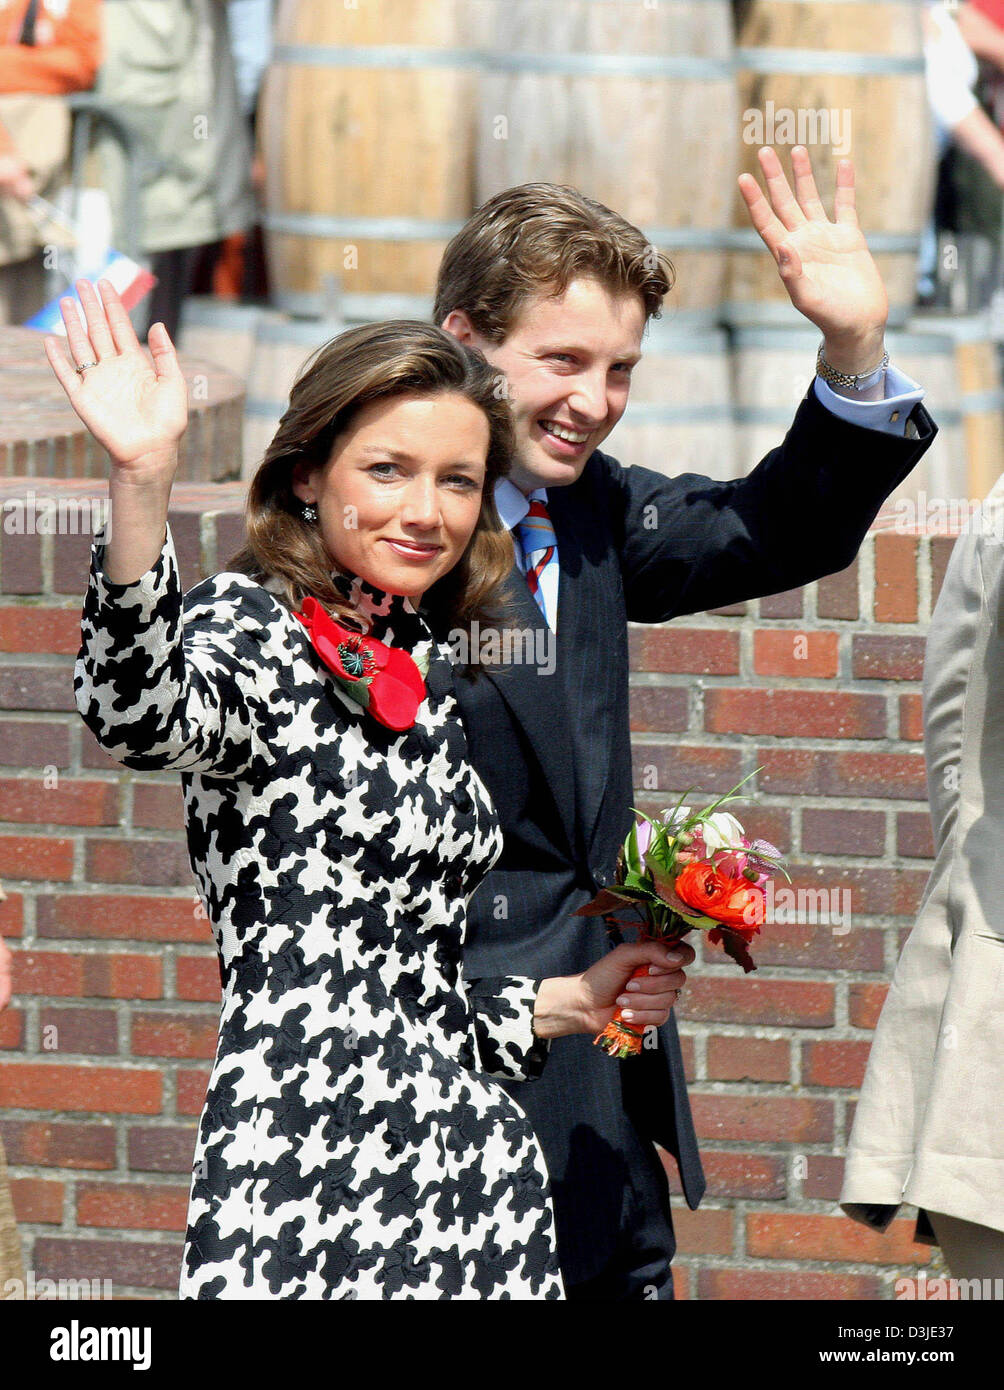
[0, 935, 12, 1011]
[0, 153, 35, 202]
[532, 939, 695, 1039]
[738, 145, 889, 376]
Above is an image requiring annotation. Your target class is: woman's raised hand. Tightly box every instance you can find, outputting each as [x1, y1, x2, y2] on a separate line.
[43, 279, 188, 474]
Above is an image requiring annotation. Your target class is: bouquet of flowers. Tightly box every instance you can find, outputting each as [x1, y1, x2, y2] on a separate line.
[575, 770, 790, 1058]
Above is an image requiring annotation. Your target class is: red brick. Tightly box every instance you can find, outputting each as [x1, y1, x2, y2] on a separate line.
[1, 530, 43, 593]
[0, 1118, 116, 1169]
[802, 1040, 874, 1087]
[176, 1068, 210, 1115]
[801, 808, 885, 857]
[899, 692, 924, 741]
[0, 606, 81, 654]
[13, 950, 161, 999]
[132, 781, 185, 830]
[874, 535, 918, 622]
[32, 1236, 182, 1292]
[683, 1150, 786, 1200]
[816, 561, 859, 620]
[802, 1154, 846, 1201]
[0, 1007, 23, 1047]
[671, 1205, 734, 1256]
[38, 1006, 119, 1055]
[897, 811, 935, 859]
[628, 686, 688, 733]
[691, 1094, 833, 1143]
[0, 776, 118, 826]
[629, 628, 740, 675]
[77, 1181, 189, 1231]
[131, 1011, 218, 1059]
[176, 955, 221, 1002]
[706, 689, 885, 739]
[746, 1212, 928, 1265]
[0, 718, 72, 768]
[0, 834, 73, 880]
[85, 838, 194, 887]
[630, 743, 744, 797]
[679, 978, 834, 1027]
[0, 888, 23, 936]
[753, 630, 838, 678]
[849, 982, 889, 1029]
[727, 920, 883, 972]
[0, 1063, 161, 1113]
[0, 663, 76, 711]
[930, 535, 958, 608]
[759, 588, 804, 619]
[756, 748, 928, 799]
[852, 634, 926, 681]
[706, 1035, 790, 1083]
[10, 1177, 64, 1224]
[37, 893, 211, 942]
[127, 1125, 198, 1174]
[698, 1267, 881, 1300]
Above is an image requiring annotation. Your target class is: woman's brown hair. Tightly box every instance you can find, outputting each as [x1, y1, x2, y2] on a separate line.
[227, 320, 517, 649]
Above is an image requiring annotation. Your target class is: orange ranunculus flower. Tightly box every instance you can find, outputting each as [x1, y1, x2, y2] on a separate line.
[675, 862, 766, 939]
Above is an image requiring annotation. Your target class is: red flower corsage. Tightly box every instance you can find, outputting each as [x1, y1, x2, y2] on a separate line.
[293, 595, 426, 731]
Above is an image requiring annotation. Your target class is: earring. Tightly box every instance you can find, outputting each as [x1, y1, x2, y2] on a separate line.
[301, 503, 318, 523]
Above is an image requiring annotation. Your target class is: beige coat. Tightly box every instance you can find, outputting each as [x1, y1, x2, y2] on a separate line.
[841, 472, 1004, 1236]
[93, 0, 255, 254]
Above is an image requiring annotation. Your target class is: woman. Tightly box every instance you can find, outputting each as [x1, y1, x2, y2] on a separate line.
[49, 279, 682, 1300]
[840, 472, 1004, 1279]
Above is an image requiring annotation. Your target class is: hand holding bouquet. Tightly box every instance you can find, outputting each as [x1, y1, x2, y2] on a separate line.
[575, 771, 790, 1058]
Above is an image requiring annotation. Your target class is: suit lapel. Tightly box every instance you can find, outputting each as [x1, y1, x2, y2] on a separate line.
[547, 479, 619, 862]
[477, 560, 579, 860]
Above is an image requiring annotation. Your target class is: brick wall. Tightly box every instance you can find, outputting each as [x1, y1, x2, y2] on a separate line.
[0, 478, 958, 1299]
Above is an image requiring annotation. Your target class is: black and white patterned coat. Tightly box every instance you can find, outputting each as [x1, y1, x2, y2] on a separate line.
[74, 523, 564, 1300]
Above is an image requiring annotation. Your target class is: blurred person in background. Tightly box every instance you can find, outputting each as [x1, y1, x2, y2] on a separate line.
[93, 0, 255, 339]
[922, 0, 1004, 305]
[841, 472, 1004, 1282]
[0, 0, 100, 323]
[195, 0, 271, 299]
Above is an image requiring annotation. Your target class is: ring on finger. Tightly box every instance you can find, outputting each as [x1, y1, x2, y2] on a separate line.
[75, 360, 98, 375]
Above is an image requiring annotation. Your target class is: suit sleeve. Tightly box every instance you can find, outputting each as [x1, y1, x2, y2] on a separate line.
[605, 379, 937, 623]
[74, 520, 289, 777]
[462, 975, 551, 1081]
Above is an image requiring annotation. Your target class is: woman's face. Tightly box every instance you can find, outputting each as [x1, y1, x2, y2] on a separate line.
[292, 391, 491, 602]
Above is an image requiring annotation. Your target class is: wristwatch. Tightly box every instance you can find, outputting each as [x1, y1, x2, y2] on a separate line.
[816, 341, 889, 391]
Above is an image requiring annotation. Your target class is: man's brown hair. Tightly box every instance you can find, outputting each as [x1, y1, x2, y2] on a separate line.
[433, 182, 675, 342]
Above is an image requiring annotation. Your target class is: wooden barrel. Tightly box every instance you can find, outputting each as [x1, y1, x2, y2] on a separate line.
[731, 1, 935, 327]
[730, 323, 968, 506]
[242, 311, 349, 479]
[600, 323, 736, 479]
[473, 0, 737, 324]
[907, 314, 1004, 500]
[259, 0, 478, 319]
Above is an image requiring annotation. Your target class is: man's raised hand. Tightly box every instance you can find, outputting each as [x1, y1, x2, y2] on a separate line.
[738, 145, 888, 366]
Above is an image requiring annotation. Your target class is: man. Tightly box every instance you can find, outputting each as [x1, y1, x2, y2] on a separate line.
[431, 146, 937, 1299]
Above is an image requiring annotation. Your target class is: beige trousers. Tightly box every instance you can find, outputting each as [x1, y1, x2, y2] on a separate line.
[929, 1211, 1004, 1283]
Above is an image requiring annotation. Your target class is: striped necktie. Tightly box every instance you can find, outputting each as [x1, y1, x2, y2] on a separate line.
[515, 498, 557, 626]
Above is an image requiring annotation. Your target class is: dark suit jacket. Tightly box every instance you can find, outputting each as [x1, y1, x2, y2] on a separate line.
[435, 381, 937, 1286]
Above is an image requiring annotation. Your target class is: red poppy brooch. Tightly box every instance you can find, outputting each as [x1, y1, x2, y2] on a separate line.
[293, 595, 427, 731]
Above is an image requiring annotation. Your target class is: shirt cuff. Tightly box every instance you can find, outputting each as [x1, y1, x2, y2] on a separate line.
[813, 364, 925, 438]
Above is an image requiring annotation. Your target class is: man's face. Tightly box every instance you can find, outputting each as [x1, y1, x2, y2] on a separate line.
[441, 276, 646, 494]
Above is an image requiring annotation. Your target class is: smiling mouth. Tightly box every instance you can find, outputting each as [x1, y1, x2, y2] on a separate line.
[382, 538, 443, 558]
[538, 418, 591, 446]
